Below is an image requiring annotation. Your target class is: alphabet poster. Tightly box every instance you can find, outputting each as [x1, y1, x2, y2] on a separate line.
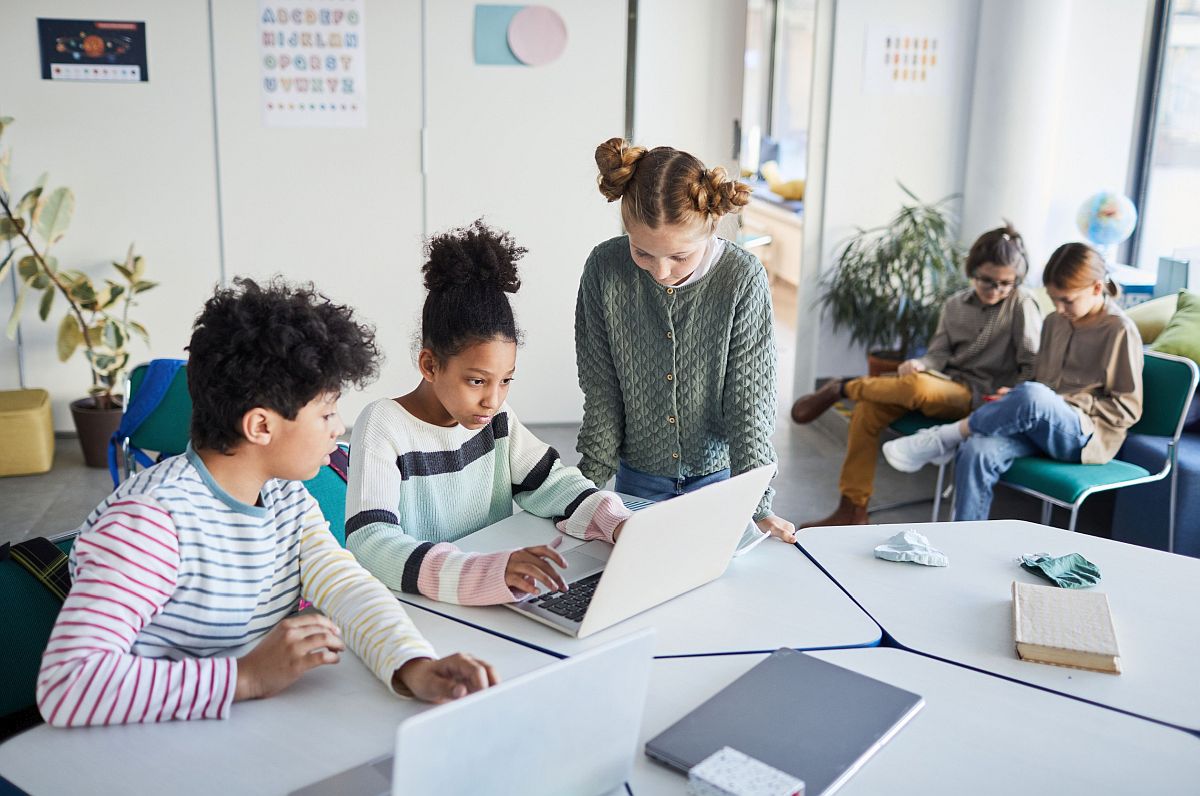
[862, 26, 949, 97]
[259, 1, 367, 128]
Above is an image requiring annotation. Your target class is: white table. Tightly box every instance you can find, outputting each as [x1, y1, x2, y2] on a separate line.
[0, 605, 557, 796]
[799, 519, 1200, 732]
[630, 647, 1200, 795]
[397, 510, 881, 658]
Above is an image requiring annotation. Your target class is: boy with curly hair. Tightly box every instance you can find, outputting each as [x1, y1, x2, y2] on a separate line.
[38, 278, 497, 728]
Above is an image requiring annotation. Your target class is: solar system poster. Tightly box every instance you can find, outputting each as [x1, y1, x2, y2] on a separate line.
[38, 18, 149, 83]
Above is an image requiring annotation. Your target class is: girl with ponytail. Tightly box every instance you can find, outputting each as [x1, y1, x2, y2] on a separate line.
[882, 242, 1144, 522]
[577, 138, 795, 543]
[346, 220, 631, 606]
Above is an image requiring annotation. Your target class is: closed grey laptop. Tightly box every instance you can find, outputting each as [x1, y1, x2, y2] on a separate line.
[645, 648, 924, 795]
[505, 463, 777, 638]
[291, 629, 655, 796]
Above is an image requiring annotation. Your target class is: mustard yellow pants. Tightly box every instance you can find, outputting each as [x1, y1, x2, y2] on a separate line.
[839, 373, 972, 506]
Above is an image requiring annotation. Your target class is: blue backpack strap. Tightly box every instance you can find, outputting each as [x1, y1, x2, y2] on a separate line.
[327, 444, 350, 482]
[108, 358, 186, 486]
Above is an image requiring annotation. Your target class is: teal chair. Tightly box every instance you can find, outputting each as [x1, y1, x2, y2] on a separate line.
[997, 351, 1199, 543]
[302, 443, 351, 546]
[0, 533, 76, 739]
[119, 362, 192, 483]
[872, 413, 949, 521]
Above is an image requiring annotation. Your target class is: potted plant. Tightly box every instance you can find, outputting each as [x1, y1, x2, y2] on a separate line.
[817, 184, 967, 376]
[0, 115, 157, 466]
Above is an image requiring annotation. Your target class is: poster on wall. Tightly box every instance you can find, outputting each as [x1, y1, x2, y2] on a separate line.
[862, 26, 949, 97]
[38, 19, 149, 82]
[259, 1, 367, 128]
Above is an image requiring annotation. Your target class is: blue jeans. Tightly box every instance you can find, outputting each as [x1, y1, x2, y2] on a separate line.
[954, 382, 1091, 521]
[615, 461, 730, 503]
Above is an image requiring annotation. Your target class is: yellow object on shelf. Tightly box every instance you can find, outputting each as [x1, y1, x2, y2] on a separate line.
[760, 160, 806, 201]
[0, 389, 55, 477]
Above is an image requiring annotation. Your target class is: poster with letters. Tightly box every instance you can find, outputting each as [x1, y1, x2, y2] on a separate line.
[862, 26, 949, 97]
[259, 1, 367, 128]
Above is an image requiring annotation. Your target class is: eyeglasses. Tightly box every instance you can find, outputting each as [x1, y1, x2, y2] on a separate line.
[972, 276, 1018, 292]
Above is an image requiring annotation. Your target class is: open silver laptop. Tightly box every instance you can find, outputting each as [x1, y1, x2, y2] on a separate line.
[505, 464, 777, 638]
[291, 629, 655, 796]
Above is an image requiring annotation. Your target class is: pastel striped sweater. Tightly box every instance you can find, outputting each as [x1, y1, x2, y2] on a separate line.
[37, 448, 436, 728]
[345, 399, 631, 605]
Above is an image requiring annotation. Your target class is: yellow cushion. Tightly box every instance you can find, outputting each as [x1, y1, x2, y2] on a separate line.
[0, 389, 55, 477]
[1126, 293, 1180, 344]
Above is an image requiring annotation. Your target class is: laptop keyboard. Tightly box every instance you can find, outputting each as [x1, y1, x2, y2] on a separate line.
[529, 572, 603, 623]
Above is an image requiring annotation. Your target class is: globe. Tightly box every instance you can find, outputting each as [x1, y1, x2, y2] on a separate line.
[1076, 191, 1137, 249]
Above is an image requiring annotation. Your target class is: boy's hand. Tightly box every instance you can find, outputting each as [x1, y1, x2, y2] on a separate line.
[505, 545, 568, 596]
[612, 519, 627, 542]
[756, 515, 797, 544]
[234, 613, 345, 701]
[897, 359, 926, 377]
[396, 653, 499, 704]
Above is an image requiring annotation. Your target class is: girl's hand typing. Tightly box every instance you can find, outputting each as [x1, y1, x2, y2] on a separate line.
[505, 544, 569, 596]
[756, 515, 797, 544]
[897, 359, 926, 377]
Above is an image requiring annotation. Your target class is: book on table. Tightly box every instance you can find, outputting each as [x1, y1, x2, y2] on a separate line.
[1011, 580, 1121, 674]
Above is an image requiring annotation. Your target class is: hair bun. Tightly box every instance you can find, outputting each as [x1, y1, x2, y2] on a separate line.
[689, 166, 751, 218]
[595, 137, 648, 202]
[422, 219, 524, 295]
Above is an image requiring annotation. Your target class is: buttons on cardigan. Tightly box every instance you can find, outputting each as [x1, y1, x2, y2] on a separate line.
[668, 416, 676, 424]
[666, 373, 674, 381]
[666, 287, 675, 295]
[671, 452, 680, 459]
[666, 331, 673, 339]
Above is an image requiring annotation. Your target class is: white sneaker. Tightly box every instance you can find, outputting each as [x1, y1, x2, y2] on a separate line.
[883, 427, 956, 473]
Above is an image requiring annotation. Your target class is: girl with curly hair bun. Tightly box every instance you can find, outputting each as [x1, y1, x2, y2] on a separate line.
[578, 138, 795, 544]
[345, 220, 632, 606]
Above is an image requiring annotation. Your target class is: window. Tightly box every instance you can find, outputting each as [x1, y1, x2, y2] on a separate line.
[739, 0, 817, 181]
[1133, 0, 1200, 271]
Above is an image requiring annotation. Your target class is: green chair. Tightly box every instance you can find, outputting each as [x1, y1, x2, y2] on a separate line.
[119, 362, 192, 483]
[0, 533, 76, 740]
[872, 413, 949, 521]
[302, 443, 351, 546]
[997, 351, 1199, 544]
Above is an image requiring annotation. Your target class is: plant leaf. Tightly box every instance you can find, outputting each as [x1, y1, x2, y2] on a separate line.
[0, 149, 10, 195]
[114, 263, 134, 281]
[132, 279, 157, 293]
[0, 217, 18, 242]
[35, 187, 74, 244]
[28, 273, 49, 290]
[69, 279, 96, 303]
[101, 320, 127, 350]
[131, 255, 146, 280]
[16, 186, 41, 218]
[6, 283, 26, 339]
[130, 320, 149, 343]
[37, 284, 54, 321]
[57, 314, 82, 361]
[17, 255, 38, 280]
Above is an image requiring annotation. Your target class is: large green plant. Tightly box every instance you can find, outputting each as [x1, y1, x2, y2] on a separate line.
[0, 116, 156, 409]
[817, 185, 967, 361]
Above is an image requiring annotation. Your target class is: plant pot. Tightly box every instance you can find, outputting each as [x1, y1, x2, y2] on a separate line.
[867, 350, 903, 377]
[70, 397, 123, 468]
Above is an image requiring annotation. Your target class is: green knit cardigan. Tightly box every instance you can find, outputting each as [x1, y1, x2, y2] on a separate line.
[574, 235, 779, 519]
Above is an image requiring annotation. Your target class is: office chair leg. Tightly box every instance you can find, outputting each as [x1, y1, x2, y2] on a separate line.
[1168, 449, 1178, 555]
[1040, 501, 1052, 526]
[1068, 504, 1080, 533]
[931, 463, 946, 522]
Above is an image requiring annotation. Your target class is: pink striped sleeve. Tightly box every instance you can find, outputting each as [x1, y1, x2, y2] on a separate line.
[555, 491, 631, 545]
[36, 498, 236, 727]
[416, 544, 520, 605]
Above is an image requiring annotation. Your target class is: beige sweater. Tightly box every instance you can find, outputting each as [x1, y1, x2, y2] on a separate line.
[1034, 299, 1144, 464]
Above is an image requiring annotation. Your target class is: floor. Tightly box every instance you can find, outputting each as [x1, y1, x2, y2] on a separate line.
[0, 411, 1114, 547]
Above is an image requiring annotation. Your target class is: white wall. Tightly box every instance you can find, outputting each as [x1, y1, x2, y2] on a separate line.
[633, 0, 746, 172]
[210, 0, 427, 430]
[1, 0, 627, 430]
[0, 0, 223, 429]
[803, 0, 981, 383]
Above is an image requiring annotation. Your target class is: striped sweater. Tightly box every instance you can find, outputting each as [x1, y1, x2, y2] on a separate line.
[36, 447, 436, 728]
[345, 399, 631, 605]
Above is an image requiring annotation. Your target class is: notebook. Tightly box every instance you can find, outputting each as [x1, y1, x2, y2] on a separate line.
[1012, 580, 1121, 674]
[645, 648, 924, 795]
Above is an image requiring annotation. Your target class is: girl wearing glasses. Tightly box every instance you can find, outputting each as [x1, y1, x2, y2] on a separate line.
[792, 224, 1041, 527]
[883, 242, 1143, 521]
